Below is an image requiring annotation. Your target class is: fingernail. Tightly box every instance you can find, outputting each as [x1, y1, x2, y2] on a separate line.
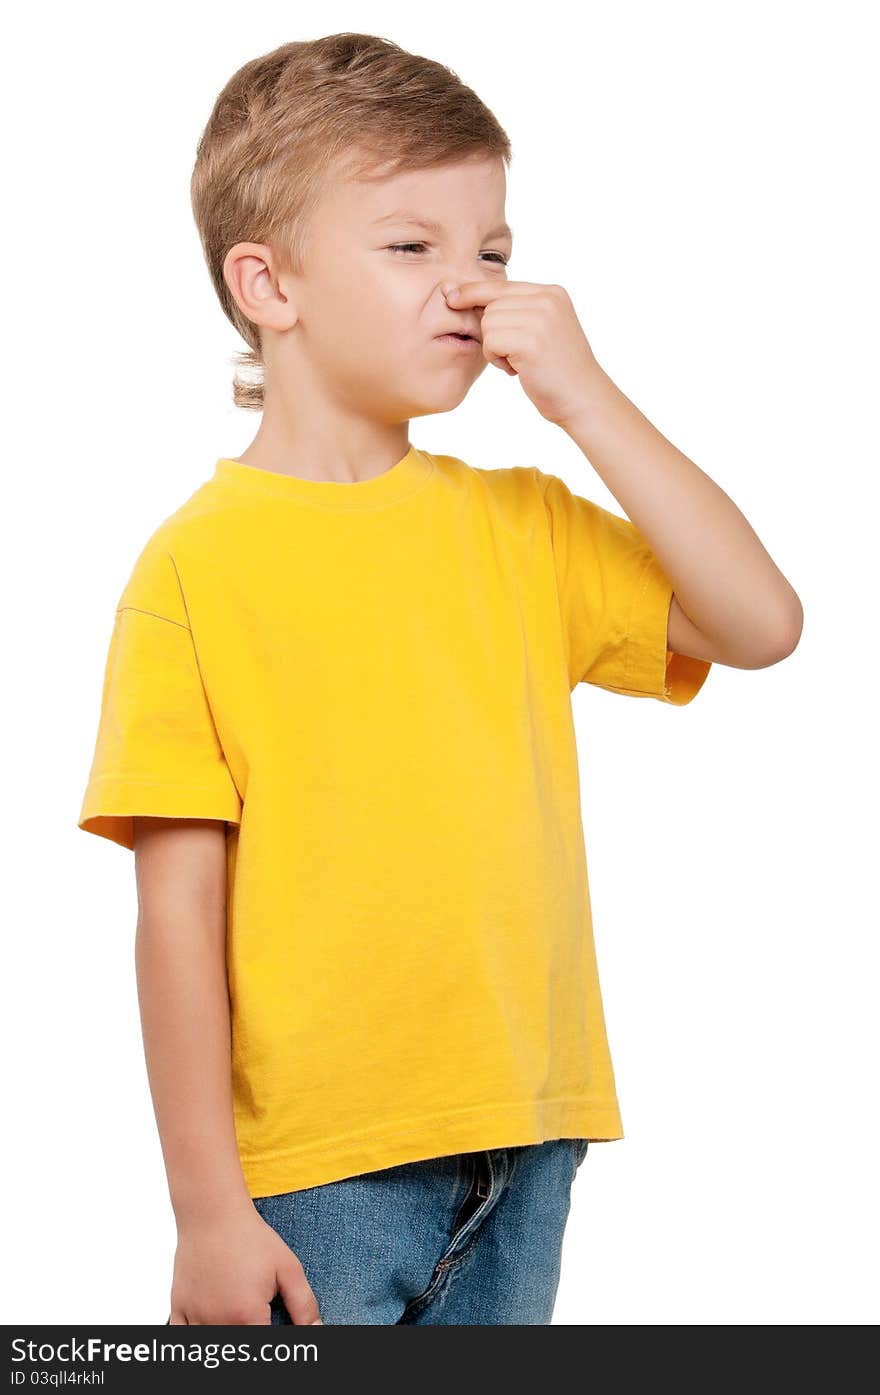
[310, 1318, 323, 1324]
[446, 286, 460, 301]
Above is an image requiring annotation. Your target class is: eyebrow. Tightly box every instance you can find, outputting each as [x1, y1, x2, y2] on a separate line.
[372, 211, 514, 244]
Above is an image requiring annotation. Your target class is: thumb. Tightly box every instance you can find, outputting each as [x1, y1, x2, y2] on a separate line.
[278, 1259, 323, 1326]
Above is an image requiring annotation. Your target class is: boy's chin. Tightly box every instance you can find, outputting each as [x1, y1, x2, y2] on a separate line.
[406, 400, 466, 421]
[407, 385, 476, 417]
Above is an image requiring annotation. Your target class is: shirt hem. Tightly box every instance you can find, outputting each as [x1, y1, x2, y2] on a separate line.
[78, 776, 242, 851]
[239, 1096, 625, 1198]
[620, 551, 712, 705]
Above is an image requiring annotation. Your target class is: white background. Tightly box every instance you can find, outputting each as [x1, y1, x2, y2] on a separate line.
[3, 0, 877, 1326]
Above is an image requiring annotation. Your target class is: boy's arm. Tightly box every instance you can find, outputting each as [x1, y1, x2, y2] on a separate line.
[132, 817, 323, 1326]
[558, 366, 804, 669]
[444, 279, 802, 668]
[133, 817, 252, 1225]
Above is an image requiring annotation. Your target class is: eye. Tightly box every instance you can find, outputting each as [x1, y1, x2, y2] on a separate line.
[387, 242, 509, 266]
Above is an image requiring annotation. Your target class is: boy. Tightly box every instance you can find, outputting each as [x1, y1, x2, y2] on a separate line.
[78, 34, 802, 1327]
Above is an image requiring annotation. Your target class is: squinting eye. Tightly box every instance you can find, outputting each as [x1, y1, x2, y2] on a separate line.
[388, 242, 509, 266]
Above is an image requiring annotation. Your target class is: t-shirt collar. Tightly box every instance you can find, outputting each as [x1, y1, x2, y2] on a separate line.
[211, 443, 434, 510]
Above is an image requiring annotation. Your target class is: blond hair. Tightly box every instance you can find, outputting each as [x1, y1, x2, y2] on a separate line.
[190, 33, 513, 411]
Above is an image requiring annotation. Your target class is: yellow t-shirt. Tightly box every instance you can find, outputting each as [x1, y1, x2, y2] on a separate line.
[78, 444, 711, 1197]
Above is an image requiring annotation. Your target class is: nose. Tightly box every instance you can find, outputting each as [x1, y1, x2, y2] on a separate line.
[439, 263, 485, 300]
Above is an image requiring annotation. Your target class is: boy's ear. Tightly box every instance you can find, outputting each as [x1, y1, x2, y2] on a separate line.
[223, 242, 298, 333]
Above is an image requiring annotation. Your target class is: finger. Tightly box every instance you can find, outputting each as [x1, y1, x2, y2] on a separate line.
[242, 1307, 276, 1324]
[278, 1262, 323, 1326]
[445, 280, 541, 308]
[483, 345, 519, 375]
[482, 322, 526, 375]
[475, 296, 545, 313]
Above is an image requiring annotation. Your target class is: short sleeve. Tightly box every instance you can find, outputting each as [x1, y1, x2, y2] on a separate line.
[78, 545, 242, 852]
[536, 468, 712, 704]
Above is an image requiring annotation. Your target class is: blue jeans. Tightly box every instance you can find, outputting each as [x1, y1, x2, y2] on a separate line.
[252, 1138, 590, 1325]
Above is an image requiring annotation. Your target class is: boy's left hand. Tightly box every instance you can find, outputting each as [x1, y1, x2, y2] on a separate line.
[444, 280, 602, 428]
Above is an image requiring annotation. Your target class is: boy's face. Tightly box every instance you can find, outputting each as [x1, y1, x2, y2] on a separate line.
[277, 153, 512, 420]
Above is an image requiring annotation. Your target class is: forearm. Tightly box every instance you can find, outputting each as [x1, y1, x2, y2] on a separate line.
[136, 908, 253, 1230]
[559, 366, 803, 664]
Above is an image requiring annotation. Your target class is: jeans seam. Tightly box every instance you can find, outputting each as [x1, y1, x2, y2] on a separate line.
[449, 1156, 477, 1239]
[397, 1155, 476, 1318]
[437, 1152, 496, 1269]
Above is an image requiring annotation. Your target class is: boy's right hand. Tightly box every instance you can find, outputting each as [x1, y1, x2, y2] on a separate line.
[169, 1204, 323, 1326]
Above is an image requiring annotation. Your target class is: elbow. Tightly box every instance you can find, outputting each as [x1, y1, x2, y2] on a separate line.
[724, 594, 804, 670]
[756, 595, 804, 667]
[777, 593, 804, 659]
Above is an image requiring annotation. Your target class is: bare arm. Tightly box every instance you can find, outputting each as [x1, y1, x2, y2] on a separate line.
[133, 817, 322, 1325]
[559, 365, 803, 668]
[134, 816, 249, 1223]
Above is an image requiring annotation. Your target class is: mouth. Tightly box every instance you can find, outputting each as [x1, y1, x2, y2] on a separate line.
[435, 331, 481, 349]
